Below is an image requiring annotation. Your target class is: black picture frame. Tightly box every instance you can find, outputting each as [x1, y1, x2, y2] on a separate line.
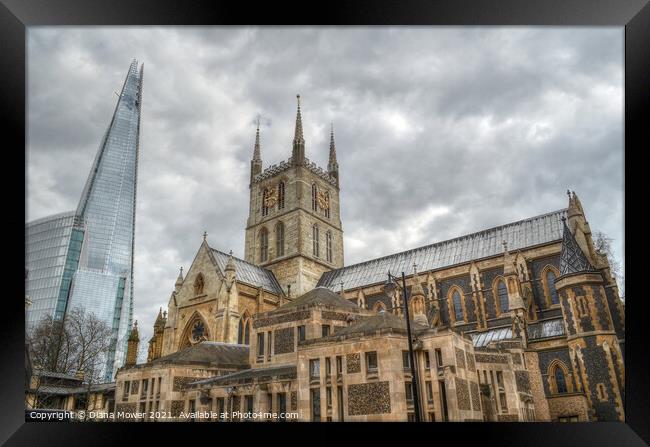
[2, 0, 647, 445]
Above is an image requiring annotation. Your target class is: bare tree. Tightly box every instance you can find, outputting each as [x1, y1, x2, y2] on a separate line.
[593, 230, 625, 299]
[27, 307, 112, 414]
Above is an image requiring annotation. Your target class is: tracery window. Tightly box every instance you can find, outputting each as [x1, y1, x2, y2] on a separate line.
[238, 315, 251, 345]
[260, 228, 269, 262]
[191, 320, 206, 343]
[497, 279, 509, 314]
[549, 361, 572, 394]
[545, 268, 560, 305]
[554, 366, 568, 394]
[451, 288, 464, 322]
[276, 222, 285, 257]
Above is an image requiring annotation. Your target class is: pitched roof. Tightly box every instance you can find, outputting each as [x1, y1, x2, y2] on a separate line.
[273, 286, 358, 312]
[318, 209, 567, 290]
[210, 247, 283, 295]
[471, 326, 513, 348]
[470, 317, 566, 347]
[190, 364, 297, 387]
[527, 317, 565, 340]
[304, 312, 428, 343]
[148, 341, 249, 368]
[558, 221, 596, 275]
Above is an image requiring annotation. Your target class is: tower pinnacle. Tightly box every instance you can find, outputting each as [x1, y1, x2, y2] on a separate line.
[328, 122, 339, 184]
[292, 94, 305, 165]
[250, 117, 263, 182]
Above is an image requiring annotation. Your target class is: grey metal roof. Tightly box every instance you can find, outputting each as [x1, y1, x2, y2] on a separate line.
[190, 364, 297, 387]
[471, 327, 513, 348]
[273, 286, 359, 312]
[31, 383, 115, 395]
[318, 209, 567, 291]
[470, 317, 566, 347]
[149, 341, 250, 368]
[527, 318, 565, 340]
[211, 248, 283, 295]
[331, 312, 428, 338]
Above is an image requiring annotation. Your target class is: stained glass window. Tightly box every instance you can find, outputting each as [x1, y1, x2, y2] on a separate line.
[498, 280, 509, 313]
[546, 270, 559, 305]
[555, 366, 568, 394]
[452, 290, 464, 321]
[191, 320, 205, 342]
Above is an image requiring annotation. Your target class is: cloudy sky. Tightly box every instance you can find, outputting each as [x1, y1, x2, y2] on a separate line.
[27, 27, 624, 349]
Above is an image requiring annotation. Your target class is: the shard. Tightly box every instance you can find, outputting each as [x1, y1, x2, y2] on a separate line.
[25, 60, 144, 381]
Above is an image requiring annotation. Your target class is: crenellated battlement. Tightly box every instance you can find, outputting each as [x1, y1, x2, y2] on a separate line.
[253, 157, 338, 186]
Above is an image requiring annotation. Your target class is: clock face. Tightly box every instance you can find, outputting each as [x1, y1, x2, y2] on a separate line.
[317, 191, 330, 210]
[264, 187, 277, 207]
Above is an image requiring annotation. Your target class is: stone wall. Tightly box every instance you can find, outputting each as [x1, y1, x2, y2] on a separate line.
[455, 377, 471, 411]
[274, 327, 295, 354]
[346, 353, 361, 373]
[348, 382, 391, 415]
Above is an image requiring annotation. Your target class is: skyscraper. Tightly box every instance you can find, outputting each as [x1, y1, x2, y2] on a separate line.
[25, 60, 144, 381]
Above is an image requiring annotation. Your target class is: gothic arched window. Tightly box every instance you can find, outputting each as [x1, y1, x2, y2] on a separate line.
[278, 181, 285, 210]
[450, 288, 464, 322]
[545, 268, 559, 306]
[311, 184, 318, 211]
[237, 316, 251, 345]
[260, 228, 269, 262]
[276, 222, 285, 257]
[554, 365, 568, 394]
[324, 191, 330, 218]
[497, 279, 509, 314]
[262, 188, 269, 217]
[326, 231, 332, 262]
[312, 225, 320, 257]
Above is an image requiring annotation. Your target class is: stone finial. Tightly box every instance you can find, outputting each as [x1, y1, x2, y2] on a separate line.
[203, 231, 208, 241]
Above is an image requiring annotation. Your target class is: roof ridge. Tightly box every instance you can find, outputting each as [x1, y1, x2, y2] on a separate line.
[323, 208, 567, 275]
[210, 246, 284, 294]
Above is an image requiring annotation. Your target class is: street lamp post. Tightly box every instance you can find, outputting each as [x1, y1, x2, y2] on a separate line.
[385, 271, 422, 422]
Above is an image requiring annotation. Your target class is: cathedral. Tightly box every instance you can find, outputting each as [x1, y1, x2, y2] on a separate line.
[114, 96, 625, 422]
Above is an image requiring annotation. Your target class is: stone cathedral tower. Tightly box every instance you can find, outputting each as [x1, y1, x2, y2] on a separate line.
[245, 96, 344, 296]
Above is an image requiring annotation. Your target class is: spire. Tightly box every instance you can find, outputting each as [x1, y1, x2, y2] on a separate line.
[253, 117, 261, 161]
[250, 118, 263, 182]
[559, 218, 596, 276]
[328, 122, 339, 183]
[175, 266, 184, 288]
[292, 95, 305, 165]
[295, 95, 304, 141]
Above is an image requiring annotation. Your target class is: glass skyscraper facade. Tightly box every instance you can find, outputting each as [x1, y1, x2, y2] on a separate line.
[25, 60, 143, 381]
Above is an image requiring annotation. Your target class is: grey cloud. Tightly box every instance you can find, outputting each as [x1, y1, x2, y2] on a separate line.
[27, 26, 624, 353]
